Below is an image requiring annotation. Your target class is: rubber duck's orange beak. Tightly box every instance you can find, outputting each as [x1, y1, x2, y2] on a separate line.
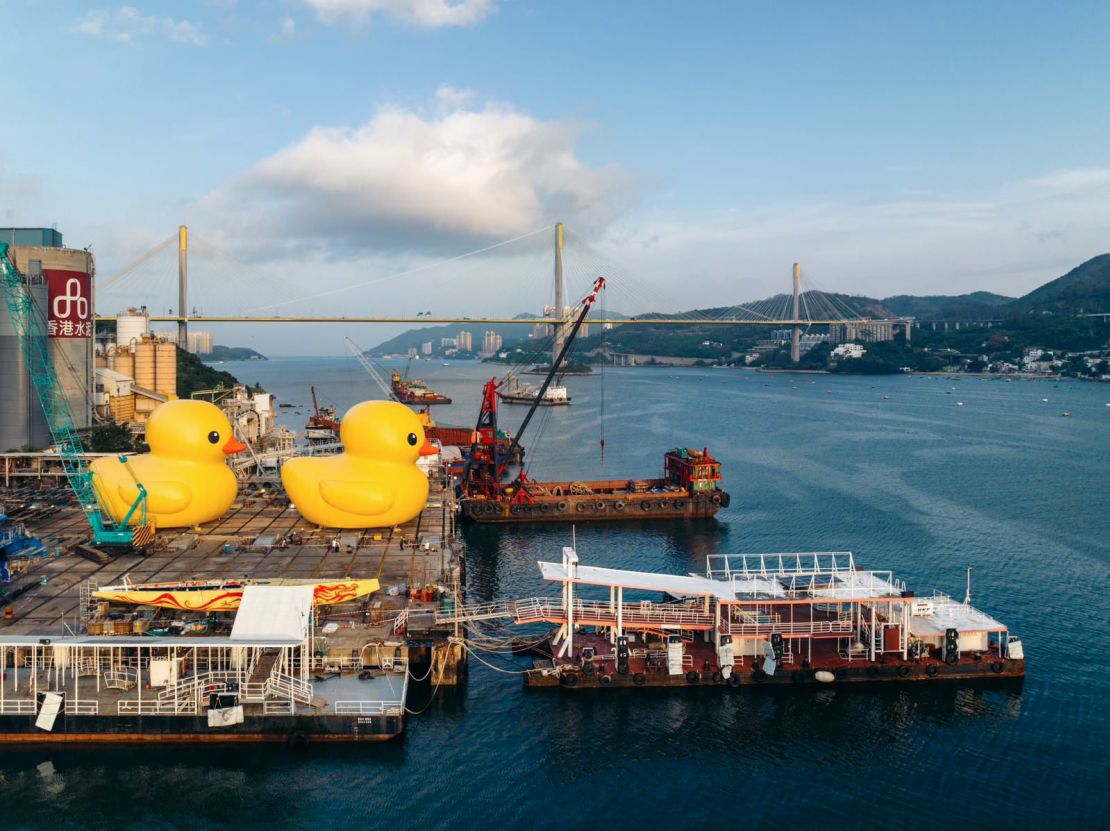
[419, 439, 438, 457]
[223, 436, 248, 455]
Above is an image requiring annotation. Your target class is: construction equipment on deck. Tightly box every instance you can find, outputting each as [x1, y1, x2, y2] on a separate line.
[0, 242, 148, 549]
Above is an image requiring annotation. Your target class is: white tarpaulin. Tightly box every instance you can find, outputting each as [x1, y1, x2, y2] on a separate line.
[207, 705, 245, 727]
[230, 585, 314, 641]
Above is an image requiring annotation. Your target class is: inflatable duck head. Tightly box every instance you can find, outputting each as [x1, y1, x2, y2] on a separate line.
[340, 400, 438, 462]
[146, 399, 247, 460]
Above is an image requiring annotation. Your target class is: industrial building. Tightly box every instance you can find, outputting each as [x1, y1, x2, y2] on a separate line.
[93, 307, 178, 427]
[829, 321, 895, 344]
[0, 228, 95, 451]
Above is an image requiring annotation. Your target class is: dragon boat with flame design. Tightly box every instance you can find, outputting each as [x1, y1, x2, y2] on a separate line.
[93, 577, 380, 612]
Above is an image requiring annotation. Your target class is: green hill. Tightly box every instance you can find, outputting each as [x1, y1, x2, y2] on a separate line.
[878, 291, 1014, 320]
[1007, 253, 1110, 317]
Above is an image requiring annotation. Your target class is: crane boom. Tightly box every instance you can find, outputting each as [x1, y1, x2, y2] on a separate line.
[343, 337, 398, 401]
[0, 243, 144, 546]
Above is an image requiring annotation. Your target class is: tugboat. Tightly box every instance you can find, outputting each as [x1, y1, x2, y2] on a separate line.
[458, 276, 731, 523]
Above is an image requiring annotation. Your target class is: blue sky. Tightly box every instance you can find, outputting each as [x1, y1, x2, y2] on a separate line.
[2, 1, 1109, 353]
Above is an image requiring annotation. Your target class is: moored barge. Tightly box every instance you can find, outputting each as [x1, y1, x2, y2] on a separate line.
[391, 373, 451, 405]
[514, 548, 1024, 689]
[0, 584, 409, 744]
[460, 447, 729, 522]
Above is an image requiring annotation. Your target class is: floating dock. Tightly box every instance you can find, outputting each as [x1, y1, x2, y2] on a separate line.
[0, 471, 465, 744]
[432, 548, 1025, 690]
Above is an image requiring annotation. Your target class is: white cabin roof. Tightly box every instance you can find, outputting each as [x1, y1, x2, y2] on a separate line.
[230, 585, 315, 641]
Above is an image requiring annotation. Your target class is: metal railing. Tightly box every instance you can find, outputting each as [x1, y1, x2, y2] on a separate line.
[335, 700, 404, 716]
[65, 699, 99, 715]
[513, 597, 715, 628]
[0, 700, 37, 714]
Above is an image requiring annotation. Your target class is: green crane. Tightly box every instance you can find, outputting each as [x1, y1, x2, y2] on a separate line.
[0, 242, 147, 548]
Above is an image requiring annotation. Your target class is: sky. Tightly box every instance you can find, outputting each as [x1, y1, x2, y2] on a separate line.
[2, 1, 1109, 353]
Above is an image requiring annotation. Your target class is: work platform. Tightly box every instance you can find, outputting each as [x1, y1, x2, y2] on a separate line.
[0, 473, 465, 744]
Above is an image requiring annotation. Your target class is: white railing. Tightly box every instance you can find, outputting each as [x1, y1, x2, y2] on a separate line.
[118, 699, 190, 715]
[513, 597, 714, 628]
[268, 672, 313, 705]
[263, 699, 294, 716]
[724, 619, 854, 636]
[335, 700, 404, 716]
[0, 700, 37, 714]
[65, 699, 99, 715]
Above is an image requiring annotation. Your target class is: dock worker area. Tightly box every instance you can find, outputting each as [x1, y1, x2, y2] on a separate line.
[0, 474, 465, 743]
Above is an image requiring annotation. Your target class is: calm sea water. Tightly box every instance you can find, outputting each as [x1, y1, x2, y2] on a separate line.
[6, 358, 1109, 830]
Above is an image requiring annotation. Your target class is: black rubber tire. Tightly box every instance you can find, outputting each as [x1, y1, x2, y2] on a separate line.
[557, 501, 569, 512]
[561, 672, 579, 687]
[614, 501, 625, 512]
[595, 501, 605, 511]
[991, 661, 1004, 674]
[288, 731, 310, 749]
[720, 493, 731, 508]
[727, 673, 741, 688]
[752, 669, 767, 682]
[711, 494, 722, 506]
[617, 662, 629, 676]
[582, 661, 595, 675]
[925, 664, 939, 677]
[896, 665, 910, 677]
[509, 504, 522, 515]
[632, 673, 646, 686]
[358, 669, 374, 681]
[641, 501, 652, 512]
[599, 674, 612, 686]
[576, 502, 588, 512]
[945, 652, 958, 665]
[674, 499, 686, 509]
[685, 671, 700, 684]
[711, 671, 723, 684]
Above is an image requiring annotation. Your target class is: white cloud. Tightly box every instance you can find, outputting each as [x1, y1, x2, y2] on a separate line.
[208, 90, 632, 253]
[303, 0, 495, 28]
[75, 6, 207, 46]
[1029, 167, 1110, 193]
[274, 16, 296, 41]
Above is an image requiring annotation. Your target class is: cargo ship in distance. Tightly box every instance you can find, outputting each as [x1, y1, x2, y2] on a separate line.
[391, 372, 451, 405]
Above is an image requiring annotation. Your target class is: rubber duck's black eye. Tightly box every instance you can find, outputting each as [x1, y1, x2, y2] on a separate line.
[208, 431, 220, 444]
[407, 432, 418, 446]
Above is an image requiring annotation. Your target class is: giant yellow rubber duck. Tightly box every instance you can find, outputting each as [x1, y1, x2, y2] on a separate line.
[90, 400, 246, 528]
[281, 401, 437, 529]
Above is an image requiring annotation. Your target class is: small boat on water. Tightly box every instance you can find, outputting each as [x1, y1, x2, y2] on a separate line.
[499, 375, 570, 406]
[94, 577, 380, 612]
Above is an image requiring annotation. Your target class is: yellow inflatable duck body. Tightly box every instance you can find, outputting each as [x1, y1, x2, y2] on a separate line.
[281, 400, 436, 529]
[90, 400, 246, 528]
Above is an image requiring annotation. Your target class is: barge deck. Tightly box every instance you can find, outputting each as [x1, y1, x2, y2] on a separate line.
[0, 471, 464, 744]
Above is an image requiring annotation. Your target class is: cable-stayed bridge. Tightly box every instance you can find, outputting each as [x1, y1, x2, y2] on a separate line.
[94, 223, 896, 361]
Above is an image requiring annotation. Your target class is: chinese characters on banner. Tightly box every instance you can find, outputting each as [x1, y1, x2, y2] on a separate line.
[44, 269, 92, 338]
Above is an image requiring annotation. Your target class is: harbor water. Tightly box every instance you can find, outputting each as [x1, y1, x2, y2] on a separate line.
[6, 359, 1109, 829]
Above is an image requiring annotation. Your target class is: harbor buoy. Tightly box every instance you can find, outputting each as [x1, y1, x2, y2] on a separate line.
[814, 670, 836, 683]
[1061, 412, 1071, 418]
[957, 401, 965, 407]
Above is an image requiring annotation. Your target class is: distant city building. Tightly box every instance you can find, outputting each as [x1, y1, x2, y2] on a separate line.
[832, 343, 866, 359]
[456, 331, 473, 352]
[186, 330, 213, 354]
[482, 331, 503, 355]
[421, 341, 433, 356]
[440, 337, 457, 348]
[407, 347, 418, 359]
[829, 321, 894, 344]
